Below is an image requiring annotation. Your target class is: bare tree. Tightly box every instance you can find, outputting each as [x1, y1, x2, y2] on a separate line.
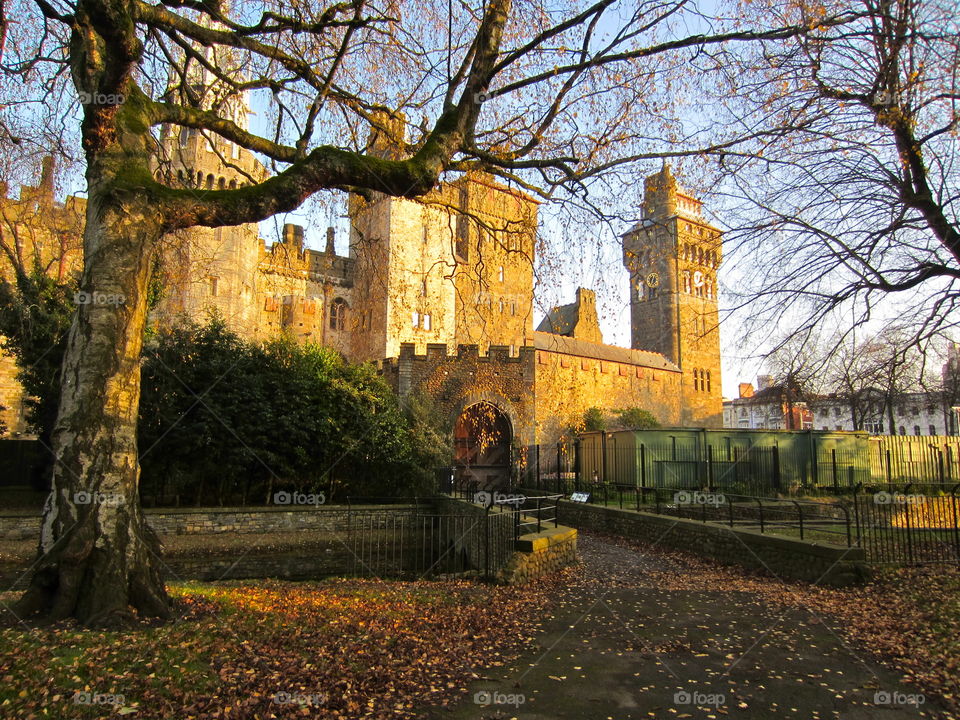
[0, 0, 857, 625]
[711, 0, 960, 348]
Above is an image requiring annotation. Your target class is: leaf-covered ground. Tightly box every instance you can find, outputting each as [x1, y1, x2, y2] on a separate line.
[0, 574, 567, 719]
[2, 531, 958, 719]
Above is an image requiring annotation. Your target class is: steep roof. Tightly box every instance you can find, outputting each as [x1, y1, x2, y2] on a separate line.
[533, 331, 679, 372]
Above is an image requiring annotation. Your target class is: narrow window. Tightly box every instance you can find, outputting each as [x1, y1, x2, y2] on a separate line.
[412, 311, 420, 328]
[423, 313, 432, 331]
[330, 298, 347, 330]
[498, 266, 504, 282]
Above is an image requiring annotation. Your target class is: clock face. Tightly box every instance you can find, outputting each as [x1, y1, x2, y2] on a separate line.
[693, 270, 704, 287]
[645, 272, 660, 288]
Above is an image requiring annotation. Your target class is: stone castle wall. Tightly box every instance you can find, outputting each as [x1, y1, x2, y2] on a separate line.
[382, 342, 537, 445]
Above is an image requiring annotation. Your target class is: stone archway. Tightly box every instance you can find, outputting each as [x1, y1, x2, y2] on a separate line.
[454, 402, 513, 492]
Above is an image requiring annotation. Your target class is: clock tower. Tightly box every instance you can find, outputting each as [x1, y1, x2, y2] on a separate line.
[622, 166, 723, 427]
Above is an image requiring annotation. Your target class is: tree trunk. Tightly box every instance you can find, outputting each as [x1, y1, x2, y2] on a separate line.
[14, 190, 170, 627]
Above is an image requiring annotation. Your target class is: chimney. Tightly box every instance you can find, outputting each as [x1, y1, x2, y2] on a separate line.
[282, 223, 304, 251]
[39, 155, 55, 207]
[738, 383, 754, 399]
[366, 110, 408, 160]
[325, 226, 336, 255]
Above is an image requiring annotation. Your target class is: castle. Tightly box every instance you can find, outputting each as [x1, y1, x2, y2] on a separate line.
[0, 128, 723, 487]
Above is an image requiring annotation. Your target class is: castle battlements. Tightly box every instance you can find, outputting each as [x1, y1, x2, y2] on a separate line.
[385, 342, 534, 367]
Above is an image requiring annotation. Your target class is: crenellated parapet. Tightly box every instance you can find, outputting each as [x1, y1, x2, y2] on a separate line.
[381, 342, 537, 445]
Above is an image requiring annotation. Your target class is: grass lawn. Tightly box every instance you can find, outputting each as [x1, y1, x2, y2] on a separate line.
[0, 574, 564, 719]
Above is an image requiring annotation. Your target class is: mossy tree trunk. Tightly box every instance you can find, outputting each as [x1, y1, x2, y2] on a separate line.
[16, 0, 509, 626]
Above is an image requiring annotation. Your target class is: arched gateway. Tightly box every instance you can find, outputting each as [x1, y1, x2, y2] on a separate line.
[454, 402, 513, 491]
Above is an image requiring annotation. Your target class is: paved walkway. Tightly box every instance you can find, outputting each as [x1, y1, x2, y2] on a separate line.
[425, 533, 951, 720]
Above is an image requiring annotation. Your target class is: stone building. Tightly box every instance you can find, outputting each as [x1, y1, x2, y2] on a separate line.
[0, 142, 724, 486]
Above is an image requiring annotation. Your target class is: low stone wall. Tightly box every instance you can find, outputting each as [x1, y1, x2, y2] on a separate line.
[0, 504, 423, 540]
[435, 496, 579, 583]
[558, 501, 868, 586]
[499, 526, 578, 584]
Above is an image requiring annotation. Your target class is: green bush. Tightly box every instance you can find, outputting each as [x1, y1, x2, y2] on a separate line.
[614, 407, 661, 430]
[138, 317, 440, 504]
[583, 406, 606, 432]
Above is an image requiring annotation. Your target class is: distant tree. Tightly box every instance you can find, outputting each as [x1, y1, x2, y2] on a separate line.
[613, 407, 660, 430]
[0, 271, 75, 443]
[582, 406, 606, 433]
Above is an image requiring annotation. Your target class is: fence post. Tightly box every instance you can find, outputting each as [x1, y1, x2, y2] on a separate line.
[904, 482, 915, 564]
[707, 445, 714, 491]
[886, 449, 892, 486]
[640, 444, 647, 488]
[938, 449, 946, 485]
[755, 497, 765, 534]
[832, 449, 838, 492]
[574, 440, 581, 491]
[556, 443, 562, 494]
[772, 446, 781, 492]
[793, 501, 804, 540]
[852, 486, 863, 550]
[484, 506, 490, 579]
[952, 484, 960, 561]
[536, 445, 541, 490]
[601, 432, 607, 483]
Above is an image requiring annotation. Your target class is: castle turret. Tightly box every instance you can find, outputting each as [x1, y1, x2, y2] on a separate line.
[622, 168, 723, 427]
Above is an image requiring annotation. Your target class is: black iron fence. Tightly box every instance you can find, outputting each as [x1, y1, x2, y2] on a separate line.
[447, 486, 563, 541]
[343, 508, 515, 580]
[558, 482, 960, 565]
[521, 442, 881, 497]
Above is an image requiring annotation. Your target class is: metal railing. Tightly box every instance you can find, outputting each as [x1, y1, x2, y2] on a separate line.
[563, 482, 960, 565]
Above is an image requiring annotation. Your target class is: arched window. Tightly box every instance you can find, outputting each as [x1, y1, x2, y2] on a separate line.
[229, 179, 237, 190]
[218, 177, 226, 190]
[205, 174, 214, 190]
[329, 298, 348, 330]
[706, 371, 712, 392]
